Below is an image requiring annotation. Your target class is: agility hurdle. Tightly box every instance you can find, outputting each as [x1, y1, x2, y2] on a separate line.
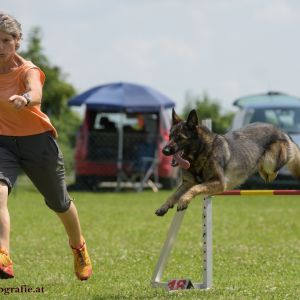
[151, 189, 300, 291]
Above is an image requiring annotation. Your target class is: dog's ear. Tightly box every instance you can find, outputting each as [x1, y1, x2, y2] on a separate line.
[172, 108, 182, 125]
[186, 109, 198, 129]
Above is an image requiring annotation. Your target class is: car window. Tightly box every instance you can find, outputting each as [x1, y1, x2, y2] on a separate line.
[248, 108, 300, 133]
[93, 112, 158, 133]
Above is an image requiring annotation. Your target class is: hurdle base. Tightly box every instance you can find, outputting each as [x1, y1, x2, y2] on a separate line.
[151, 280, 211, 291]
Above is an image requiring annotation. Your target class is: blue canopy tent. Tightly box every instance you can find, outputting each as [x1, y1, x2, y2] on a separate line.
[68, 82, 175, 190]
[68, 82, 175, 112]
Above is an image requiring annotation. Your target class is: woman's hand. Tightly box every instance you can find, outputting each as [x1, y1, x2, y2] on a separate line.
[8, 94, 28, 110]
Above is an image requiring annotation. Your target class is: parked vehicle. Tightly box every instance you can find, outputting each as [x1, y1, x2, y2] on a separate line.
[231, 91, 300, 188]
[68, 82, 179, 190]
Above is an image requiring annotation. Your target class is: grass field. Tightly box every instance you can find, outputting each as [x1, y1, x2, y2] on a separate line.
[1, 180, 300, 299]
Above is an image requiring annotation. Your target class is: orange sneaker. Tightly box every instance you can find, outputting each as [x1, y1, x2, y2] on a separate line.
[71, 240, 92, 281]
[0, 248, 14, 279]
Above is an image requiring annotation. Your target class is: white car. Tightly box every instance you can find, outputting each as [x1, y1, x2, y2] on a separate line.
[231, 91, 300, 189]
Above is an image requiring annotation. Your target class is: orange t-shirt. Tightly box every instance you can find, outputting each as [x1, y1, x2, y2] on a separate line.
[0, 60, 57, 137]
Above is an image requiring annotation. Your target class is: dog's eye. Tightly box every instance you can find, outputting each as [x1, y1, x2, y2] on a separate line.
[173, 133, 187, 143]
[169, 135, 176, 141]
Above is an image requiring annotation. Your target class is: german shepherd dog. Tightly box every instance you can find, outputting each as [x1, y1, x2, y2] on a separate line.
[155, 109, 300, 216]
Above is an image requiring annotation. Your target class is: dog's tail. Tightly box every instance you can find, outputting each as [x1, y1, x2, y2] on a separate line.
[287, 139, 300, 179]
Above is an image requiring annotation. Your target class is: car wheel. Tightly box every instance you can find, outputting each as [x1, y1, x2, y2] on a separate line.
[75, 175, 98, 190]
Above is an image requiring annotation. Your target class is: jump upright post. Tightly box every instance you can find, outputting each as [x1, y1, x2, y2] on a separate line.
[151, 119, 213, 291]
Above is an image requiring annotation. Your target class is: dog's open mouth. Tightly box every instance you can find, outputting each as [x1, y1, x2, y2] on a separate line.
[171, 151, 190, 170]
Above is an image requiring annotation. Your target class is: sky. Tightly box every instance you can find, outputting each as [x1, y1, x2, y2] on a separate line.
[2, 0, 300, 114]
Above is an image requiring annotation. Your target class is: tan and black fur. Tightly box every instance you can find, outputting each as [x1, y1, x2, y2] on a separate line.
[155, 109, 300, 216]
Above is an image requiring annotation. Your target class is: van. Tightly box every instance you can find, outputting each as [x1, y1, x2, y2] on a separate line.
[73, 108, 179, 190]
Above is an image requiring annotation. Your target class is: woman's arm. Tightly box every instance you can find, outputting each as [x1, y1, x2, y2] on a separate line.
[8, 68, 43, 110]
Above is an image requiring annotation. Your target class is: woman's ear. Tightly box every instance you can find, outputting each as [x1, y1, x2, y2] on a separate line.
[15, 37, 21, 50]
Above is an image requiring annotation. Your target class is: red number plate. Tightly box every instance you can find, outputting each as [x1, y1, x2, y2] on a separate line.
[167, 279, 193, 291]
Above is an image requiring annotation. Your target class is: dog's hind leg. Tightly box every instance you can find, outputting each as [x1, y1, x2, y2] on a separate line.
[155, 183, 193, 216]
[287, 140, 300, 179]
[258, 164, 278, 183]
[258, 141, 289, 183]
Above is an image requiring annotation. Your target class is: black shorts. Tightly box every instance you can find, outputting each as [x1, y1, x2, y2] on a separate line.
[0, 132, 71, 213]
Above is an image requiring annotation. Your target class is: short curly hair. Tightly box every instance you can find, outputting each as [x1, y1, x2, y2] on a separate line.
[0, 12, 22, 50]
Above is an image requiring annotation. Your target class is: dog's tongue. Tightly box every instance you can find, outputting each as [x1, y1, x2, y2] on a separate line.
[174, 153, 190, 169]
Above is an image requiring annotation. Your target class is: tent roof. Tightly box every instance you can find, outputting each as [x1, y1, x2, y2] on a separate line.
[68, 82, 175, 112]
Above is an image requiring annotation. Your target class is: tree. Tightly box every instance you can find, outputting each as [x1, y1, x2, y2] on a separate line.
[19, 27, 81, 173]
[20, 27, 76, 117]
[182, 91, 234, 133]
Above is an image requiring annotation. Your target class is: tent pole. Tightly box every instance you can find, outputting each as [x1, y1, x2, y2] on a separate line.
[116, 113, 124, 191]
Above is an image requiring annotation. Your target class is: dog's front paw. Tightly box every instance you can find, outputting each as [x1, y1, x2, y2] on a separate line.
[177, 195, 193, 211]
[155, 207, 168, 216]
[155, 204, 173, 216]
[176, 200, 189, 211]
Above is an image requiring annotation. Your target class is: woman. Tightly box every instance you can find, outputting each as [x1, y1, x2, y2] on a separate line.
[0, 12, 92, 280]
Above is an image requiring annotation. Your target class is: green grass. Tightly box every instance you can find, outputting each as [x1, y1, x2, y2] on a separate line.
[1, 181, 300, 299]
